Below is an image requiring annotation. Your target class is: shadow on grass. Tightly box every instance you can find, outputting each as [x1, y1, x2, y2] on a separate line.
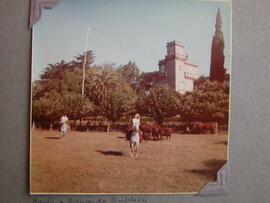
[187, 159, 227, 179]
[117, 136, 126, 139]
[96, 150, 123, 156]
[187, 168, 219, 179]
[45, 137, 61, 139]
[215, 140, 228, 145]
[204, 159, 227, 168]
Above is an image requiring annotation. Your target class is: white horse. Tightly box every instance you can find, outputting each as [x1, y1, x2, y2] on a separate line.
[60, 122, 69, 138]
[60, 115, 69, 139]
[129, 126, 140, 158]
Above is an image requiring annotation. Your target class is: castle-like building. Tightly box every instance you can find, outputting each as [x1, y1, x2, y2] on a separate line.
[158, 41, 198, 94]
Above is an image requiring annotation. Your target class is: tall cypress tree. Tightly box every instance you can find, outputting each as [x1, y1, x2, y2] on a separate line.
[210, 8, 225, 82]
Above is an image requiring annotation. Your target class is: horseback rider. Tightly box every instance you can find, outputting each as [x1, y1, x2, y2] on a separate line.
[60, 114, 69, 138]
[132, 113, 143, 142]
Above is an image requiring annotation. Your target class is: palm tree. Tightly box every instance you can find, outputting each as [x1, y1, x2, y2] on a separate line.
[86, 69, 121, 132]
[86, 69, 120, 105]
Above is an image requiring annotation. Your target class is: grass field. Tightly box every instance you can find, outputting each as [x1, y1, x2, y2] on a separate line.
[30, 130, 228, 194]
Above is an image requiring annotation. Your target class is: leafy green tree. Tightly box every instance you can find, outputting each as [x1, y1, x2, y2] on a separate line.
[178, 78, 229, 124]
[194, 76, 209, 90]
[99, 86, 137, 132]
[61, 92, 95, 121]
[32, 51, 97, 127]
[210, 8, 226, 82]
[32, 80, 46, 100]
[136, 84, 178, 125]
[138, 71, 165, 95]
[32, 90, 62, 129]
[117, 61, 140, 91]
[36, 60, 84, 97]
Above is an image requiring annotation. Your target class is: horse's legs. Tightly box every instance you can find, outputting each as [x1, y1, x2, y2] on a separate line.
[133, 143, 136, 158]
[130, 142, 133, 158]
[139, 131, 143, 143]
[134, 143, 138, 158]
[136, 146, 138, 158]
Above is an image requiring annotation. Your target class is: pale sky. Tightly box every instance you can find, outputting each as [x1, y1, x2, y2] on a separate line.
[32, 0, 231, 81]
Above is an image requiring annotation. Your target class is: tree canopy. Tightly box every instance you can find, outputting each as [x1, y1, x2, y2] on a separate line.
[178, 77, 229, 124]
[117, 61, 140, 91]
[32, 48, 230, 131]
[32, 51, 96, 126]
[136, 84, 178, 125]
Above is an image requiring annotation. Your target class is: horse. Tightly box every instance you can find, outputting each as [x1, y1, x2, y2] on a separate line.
[60, 121, 69, 139]
[129, 126, 140, 158]
[125, 125, 144, 143]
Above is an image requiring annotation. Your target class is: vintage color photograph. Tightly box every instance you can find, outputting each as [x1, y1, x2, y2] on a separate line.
[30, 0, 231, 194]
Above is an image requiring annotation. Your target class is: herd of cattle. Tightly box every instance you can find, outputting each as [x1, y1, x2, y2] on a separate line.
[123, 121, 218, 142]
[187, 121, 218, 134]
[124, 124, 173, 142]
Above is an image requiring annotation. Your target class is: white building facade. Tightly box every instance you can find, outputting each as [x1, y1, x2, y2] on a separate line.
[158, 41, 198, 94]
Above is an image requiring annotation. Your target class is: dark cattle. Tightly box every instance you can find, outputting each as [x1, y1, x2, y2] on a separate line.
[140, 125, 153, 140]
[139, 129, 150, 142]
[128, 124, 173, 141]
[151, 125, 161, 140]
[190, 122, 217, 134]
[160, 127, 172, 140]
[140, 124, 161, 140]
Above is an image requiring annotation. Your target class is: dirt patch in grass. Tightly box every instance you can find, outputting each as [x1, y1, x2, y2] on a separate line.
[30, 130, 228, 194]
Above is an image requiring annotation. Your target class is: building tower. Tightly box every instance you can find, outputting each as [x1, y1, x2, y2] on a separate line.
[158, 41, 198, 94]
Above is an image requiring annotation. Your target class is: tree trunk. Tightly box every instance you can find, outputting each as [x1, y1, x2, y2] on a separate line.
[215, 122, 218, 134]
[73, 120, 76, 130]
[186, 121, 191, 133]
[50, 122, 53, 131]
[79, 118, 82, 128]
[107, 120, 110, 133]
